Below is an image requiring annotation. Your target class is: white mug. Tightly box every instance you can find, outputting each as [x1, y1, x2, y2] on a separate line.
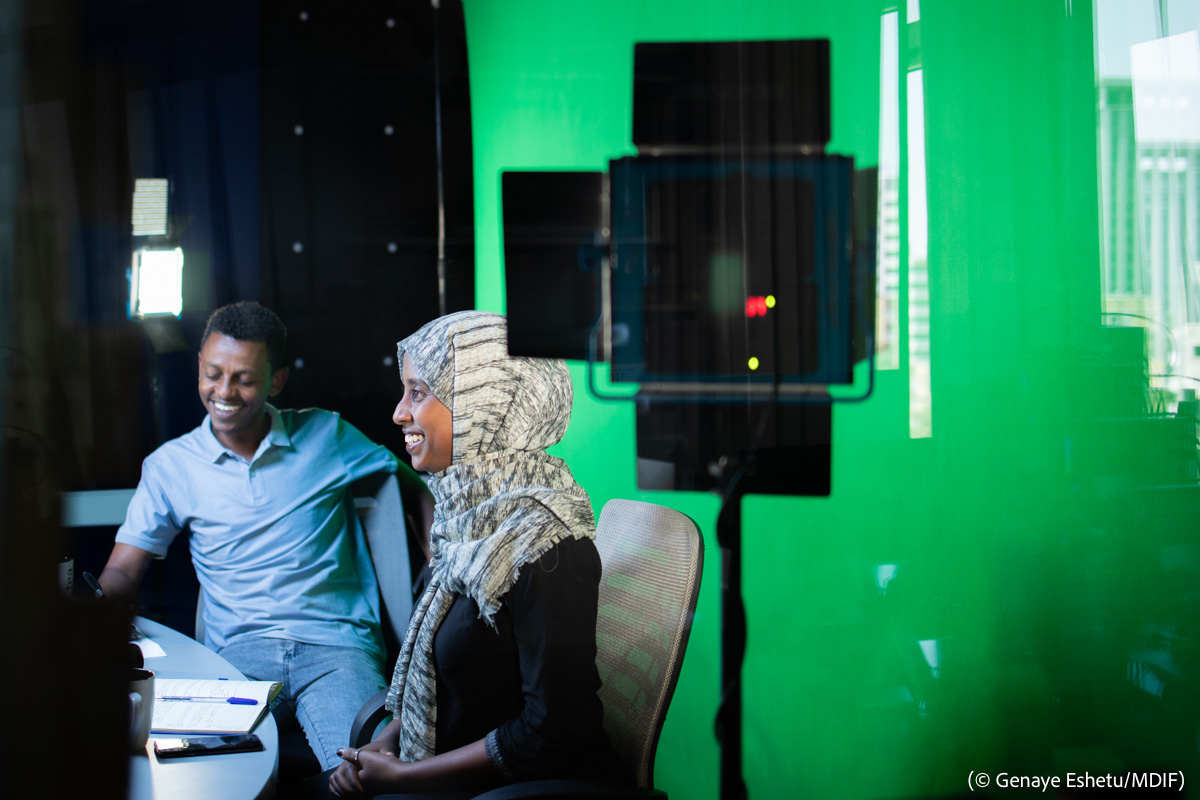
[129, 668, 155, 752]
[58, 557, 74, 596]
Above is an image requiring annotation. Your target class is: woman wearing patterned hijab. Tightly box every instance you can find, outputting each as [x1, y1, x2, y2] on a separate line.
[327, 311, 616, 799]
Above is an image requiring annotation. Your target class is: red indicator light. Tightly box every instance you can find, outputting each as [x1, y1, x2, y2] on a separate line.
[746, 296, 770, 318]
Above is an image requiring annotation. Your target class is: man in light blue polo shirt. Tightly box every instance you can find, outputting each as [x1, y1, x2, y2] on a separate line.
[98, 301, 425, 772]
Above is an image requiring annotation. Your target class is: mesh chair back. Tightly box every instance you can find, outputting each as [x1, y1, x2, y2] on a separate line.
[193, 474, 413, 647]
[594, 499, 704, 790]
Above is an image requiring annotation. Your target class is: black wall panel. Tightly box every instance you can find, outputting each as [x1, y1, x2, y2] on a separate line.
[258, 0, 474, 449]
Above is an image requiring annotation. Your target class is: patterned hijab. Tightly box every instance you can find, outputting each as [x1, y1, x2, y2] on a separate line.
[385, 310, 596, 762]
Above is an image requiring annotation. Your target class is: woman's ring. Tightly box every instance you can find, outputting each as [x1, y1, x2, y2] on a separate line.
[354, 749, 361, 765]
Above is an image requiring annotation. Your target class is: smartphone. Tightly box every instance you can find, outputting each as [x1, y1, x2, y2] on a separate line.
[153, 734, 264, 759]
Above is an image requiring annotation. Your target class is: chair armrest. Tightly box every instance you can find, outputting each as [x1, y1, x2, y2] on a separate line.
[349, 688, 390, 748]
[470, 780, 665, 799]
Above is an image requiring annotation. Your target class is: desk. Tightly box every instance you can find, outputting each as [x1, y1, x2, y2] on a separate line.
[130, 617, 279, 800]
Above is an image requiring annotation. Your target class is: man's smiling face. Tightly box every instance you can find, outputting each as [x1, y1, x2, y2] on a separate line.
[197, 333, 287, 450]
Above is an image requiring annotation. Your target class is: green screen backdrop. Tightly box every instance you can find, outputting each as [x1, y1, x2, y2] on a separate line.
[461, 1, 1199, 797]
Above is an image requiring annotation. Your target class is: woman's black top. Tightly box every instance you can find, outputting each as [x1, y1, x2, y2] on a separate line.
[432, 535, 620, 782]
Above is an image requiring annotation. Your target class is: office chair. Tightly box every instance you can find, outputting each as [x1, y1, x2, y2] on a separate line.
[352, 471, 418, 650]
[351, 498, 705, 800]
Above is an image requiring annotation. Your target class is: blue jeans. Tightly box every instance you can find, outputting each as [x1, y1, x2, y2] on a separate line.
[218, 636, 386, 771]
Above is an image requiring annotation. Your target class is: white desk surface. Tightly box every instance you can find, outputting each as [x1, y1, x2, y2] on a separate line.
[129, 617, 279, 800]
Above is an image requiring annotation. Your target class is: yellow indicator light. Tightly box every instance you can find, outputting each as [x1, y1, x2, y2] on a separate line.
[765, 295, 776, 308]
[748, 356, 760, 371]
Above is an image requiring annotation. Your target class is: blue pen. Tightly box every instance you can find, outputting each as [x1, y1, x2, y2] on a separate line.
[157, 695, 259, 705]
[82, 571, 104, 599]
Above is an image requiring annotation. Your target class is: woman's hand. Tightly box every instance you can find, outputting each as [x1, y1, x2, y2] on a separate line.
[329, 719, 405, 797]
[328, 753, 364, 799]
[329, 734, 496, 797]
[329, 746, 404, 798]
[355, 750, 407, 795]
[358, 739, 395, 756]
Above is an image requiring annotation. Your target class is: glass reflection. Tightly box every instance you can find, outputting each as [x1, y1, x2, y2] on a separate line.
[907, 65, 932, 440]
[877, 11, 901, 372]
[1098, 0, 1200, 412]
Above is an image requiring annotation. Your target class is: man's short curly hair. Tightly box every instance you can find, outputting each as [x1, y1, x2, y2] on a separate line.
[201, 302, 288, 371]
